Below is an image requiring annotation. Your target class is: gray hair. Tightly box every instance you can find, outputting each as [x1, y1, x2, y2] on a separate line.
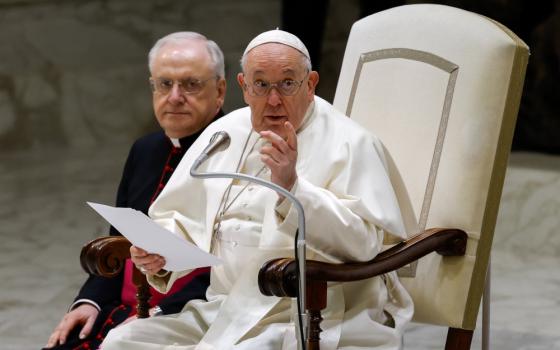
[148, 32, 225, 78]
[240, 45, 312, 74]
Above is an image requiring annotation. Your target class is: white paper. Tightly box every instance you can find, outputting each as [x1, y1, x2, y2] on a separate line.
[87, 202, 222, 271]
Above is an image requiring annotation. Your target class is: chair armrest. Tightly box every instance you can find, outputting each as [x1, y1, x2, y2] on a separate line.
[80, 235, 152, 318]
[80, 236, 132, 278]
[258, 228, 467, 298]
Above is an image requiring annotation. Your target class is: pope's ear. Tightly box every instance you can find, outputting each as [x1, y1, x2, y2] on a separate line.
[307, 71, 319, 96]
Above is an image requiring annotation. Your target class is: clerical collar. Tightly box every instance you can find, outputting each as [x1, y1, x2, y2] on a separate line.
[169, 134, 195, 148]
[166, 109, 225, 149]
[169, 138, 181, 148]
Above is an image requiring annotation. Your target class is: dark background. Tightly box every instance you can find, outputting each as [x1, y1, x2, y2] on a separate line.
[283, 0, 559, 154]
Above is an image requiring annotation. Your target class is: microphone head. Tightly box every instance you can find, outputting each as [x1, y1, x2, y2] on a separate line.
[191, 131, 231, 174]
[209, 131, 230, 153]
[204, 131, 230, 158]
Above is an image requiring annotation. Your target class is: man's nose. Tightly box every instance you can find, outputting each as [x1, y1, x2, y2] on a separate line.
[167, 83, 184, 104]
[266, 87, 282, 107]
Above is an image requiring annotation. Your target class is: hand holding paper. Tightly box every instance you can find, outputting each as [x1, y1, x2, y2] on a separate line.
[87, 202, 222, 271]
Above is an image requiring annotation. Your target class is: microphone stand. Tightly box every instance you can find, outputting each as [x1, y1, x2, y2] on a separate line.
[191, 157, 308, 350]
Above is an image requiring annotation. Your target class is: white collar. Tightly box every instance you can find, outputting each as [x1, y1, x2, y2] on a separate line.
[169, 137, 181, 148]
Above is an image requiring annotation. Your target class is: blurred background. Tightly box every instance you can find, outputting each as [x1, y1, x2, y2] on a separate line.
[0, 0, 558, 349]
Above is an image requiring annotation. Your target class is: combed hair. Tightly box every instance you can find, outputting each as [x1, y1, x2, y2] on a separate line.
[148, 32, 225, 78]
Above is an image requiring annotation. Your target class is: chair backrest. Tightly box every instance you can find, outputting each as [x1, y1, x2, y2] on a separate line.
[333, 4, 528, 330]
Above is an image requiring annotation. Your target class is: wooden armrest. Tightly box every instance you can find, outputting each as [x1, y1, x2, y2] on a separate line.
[80, 236, 132, 278]
[258, 228, 467, 298]
[80, 235, 151, 318]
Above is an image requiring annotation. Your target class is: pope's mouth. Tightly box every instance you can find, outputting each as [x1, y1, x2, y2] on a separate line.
[264, 115, 288, 123]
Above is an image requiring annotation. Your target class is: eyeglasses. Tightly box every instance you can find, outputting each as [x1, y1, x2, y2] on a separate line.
[149, 76, 217, 95]
[244, 75, 307, 97]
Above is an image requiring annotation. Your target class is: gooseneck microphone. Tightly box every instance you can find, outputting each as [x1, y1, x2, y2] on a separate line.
[191, 131, 231, 171]
[190, 131, 308, 350]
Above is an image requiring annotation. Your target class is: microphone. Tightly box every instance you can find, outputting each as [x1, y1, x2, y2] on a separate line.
[192, 131, 230, 171]
[190, 132, 309, 350]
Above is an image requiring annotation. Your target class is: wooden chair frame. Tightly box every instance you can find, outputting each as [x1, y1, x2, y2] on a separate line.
[81, 236, 151, 318]
[258, 228, 469, 350]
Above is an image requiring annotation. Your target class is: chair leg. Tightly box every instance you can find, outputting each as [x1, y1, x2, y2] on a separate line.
[445, 328, 473, 350]
[132, 265, 151, 318]
[306, 279, 327, 350]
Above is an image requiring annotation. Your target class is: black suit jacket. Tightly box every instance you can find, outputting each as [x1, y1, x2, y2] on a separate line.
[75, 112, 222, 314]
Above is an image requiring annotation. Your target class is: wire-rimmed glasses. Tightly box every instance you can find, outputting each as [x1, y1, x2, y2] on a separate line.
[149, 76, 217, 95]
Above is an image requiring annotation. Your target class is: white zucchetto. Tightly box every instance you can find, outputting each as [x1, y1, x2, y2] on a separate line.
[243, 29, 310, 60]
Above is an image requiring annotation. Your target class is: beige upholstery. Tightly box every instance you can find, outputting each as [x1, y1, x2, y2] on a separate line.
[333, 4, 528, 330]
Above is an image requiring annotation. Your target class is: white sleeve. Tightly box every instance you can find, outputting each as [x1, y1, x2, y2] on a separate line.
[270, 135, 404, 263]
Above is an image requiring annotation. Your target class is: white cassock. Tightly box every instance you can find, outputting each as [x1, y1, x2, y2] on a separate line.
[102, 96, 413, 350]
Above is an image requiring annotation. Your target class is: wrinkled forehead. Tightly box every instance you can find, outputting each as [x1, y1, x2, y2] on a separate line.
[244, 43, 307, 76]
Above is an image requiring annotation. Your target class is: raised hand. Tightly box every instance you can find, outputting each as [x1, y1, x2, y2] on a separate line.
[259, 121, 298, 192]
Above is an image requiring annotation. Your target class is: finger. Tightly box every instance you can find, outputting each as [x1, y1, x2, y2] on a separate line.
[156, 256, 167, 272]
[133, 252, 158, 267]
[140, 253, 163, 266]
[144, 256, 166, 272]
[261, 155, 281, 175]
[79, 314, 96, 339]
[260, 156, 279, 173]
[259, 130, 289, 153]
[48, 311, 75, 347]
[46, 330, 61, 348]
[157, 256, 166, 269]
[135, 254, 165, 274]
[284, 122, 297, 151]
[58, 321, 71, 345]
[260, 145, 284, 164]
[130, 245, 148, 258]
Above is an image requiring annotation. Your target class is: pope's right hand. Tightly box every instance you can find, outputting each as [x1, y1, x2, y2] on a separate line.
[130, 245, 166, 276]
[45, 303, 99, 348]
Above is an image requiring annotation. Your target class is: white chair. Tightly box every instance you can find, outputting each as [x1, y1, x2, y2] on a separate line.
[259, 4, 529, 349]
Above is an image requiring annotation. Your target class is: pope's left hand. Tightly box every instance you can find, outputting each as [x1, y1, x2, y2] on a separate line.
[260, 121, 298, 192]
